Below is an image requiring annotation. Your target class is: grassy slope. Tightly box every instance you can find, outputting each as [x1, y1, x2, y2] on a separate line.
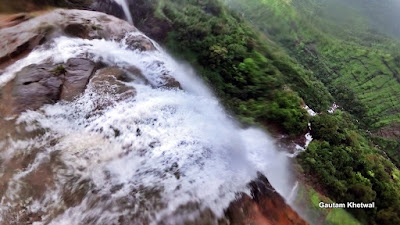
[294, 183, 361, 225]
[297, 0, 400, 129]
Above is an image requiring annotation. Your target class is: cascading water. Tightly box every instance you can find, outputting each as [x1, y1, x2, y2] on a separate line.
[0, 31, 294, 224]
[113, 0, 134, 24]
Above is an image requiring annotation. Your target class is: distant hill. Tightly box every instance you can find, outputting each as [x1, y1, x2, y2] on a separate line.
[293, 0, 400, 40]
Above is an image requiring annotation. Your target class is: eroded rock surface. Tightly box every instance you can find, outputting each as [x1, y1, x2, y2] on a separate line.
[61, 58, 97, 101]
[226, 174, 308, 225]
[125, 34, 156, 51]
[0, 58, 101, 117]
[0, 9, 178, 117]
[90, 67, 136, 101]
[0, 63, 63, 117]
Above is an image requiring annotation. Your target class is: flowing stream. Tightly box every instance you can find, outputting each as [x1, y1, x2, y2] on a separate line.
[0, 31, 294, 224]
[113, 0, 134, 24]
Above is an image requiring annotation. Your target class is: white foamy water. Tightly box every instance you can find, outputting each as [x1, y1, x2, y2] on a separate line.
[0, 33, 293, 224]
[113, 0, 134, 24]
[303, 105, 317, 117]
[328, 102, 339, 114]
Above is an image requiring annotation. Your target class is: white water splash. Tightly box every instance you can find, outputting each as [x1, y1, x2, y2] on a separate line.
[303, 105, 317, 116]
[287, 122, 313, 158]
[287, 181, 299, 204]
[328, 102, 339, 114]
[114, 0, 133, 24]
[0, 34, 293, 224]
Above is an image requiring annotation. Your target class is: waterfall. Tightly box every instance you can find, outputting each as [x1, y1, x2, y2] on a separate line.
[113, 0, 133, 24]
[0, 32, 294, 224]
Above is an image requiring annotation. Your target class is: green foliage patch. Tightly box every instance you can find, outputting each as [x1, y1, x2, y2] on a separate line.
[158, 0, 333, 135]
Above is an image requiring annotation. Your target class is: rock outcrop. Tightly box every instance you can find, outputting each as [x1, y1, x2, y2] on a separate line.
[225, 174, 308, 225]
[61, 58, 97, 101]
[125, 34, 156, 51]
[90, 0, 126, 21]
[0, 58, 99, 117]
[90, 67, 136, 101]
[0, 63, 64, 117]
[0, 9, 136, 70]
[0, 9, 176, 118]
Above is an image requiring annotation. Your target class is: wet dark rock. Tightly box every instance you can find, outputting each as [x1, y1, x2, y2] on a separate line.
[0, 57, 100, 117]
[90, 67, 136, 101]
[90, 0, 125, 21]
[124, 0, 172, 42]
[126, 34, 156, 51]
[62, 178, 94, 208]
[0, 63, 63, 117]
[64, 23, 91, 39]
[61, 58, 97, 101]
[136, 128, 141, 136]
[57, 10, 136, 40]
[225, 173, 308, 225]
[162, 76, 182, 89]
[124, 66, 150, 85]
[112, 127, 121, 137]
[110, 183, 124, 193]
[0, 9, 160, 117]
[161, 202, 219, 225]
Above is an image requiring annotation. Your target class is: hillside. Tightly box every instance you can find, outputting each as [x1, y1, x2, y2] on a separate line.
[227, 0, 400, 129]
[1, 0, 400, 224]
[225, 0, 400, 224]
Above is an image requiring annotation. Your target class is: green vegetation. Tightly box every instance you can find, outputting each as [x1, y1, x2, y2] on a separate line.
[295, 185, 362, 225]
[299, 111, 400, 224]
[52, 65, 66, 76]
[226, 0, 400, 130]
[157, 0, 333, 135]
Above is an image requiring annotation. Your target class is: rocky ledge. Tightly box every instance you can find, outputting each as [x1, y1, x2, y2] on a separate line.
[0, 9, 157, 70]
[0, 9, 176, 118]
[225, 174, 308, 225]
